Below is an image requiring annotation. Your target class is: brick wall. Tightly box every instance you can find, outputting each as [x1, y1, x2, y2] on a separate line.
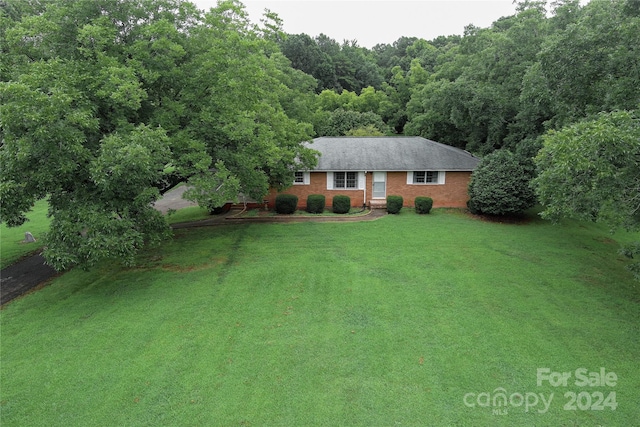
[266, 172, 364, 209]
[266, 171, 471, 209]
[384, 171, 471, 208]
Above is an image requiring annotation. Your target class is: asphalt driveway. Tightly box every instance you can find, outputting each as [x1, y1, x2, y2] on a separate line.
[153, 185, 198, 214]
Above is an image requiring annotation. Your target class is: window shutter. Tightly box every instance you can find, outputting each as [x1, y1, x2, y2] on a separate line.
[439, 171, 446, 184]
[304, 172, 310, 185]
[407, 172, 413, 185]
[358, 172, 365, 190]
[327, 172, 333, 190]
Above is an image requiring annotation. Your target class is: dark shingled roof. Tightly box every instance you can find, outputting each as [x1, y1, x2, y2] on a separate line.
[306, 136, 479, 171]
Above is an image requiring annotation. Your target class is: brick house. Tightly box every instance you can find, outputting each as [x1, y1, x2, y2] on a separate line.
[265, 136, 479, 209]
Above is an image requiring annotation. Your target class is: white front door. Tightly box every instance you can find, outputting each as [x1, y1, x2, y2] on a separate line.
[372, 171, 386, 199]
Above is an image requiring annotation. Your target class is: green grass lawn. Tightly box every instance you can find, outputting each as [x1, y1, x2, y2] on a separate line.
[0, 199, 50, 269]
[165, 205, 212, 224]
[0, 201, 208, 269]
[1, 209, 638, 426]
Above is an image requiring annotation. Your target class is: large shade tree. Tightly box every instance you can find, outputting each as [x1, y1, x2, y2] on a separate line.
[0, 0, 317, 270]
[534, 110, 640, 278]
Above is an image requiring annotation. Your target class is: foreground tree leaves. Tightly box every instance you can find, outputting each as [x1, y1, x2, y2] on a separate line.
[535, 111, 640, 229]
[534, 110, 640, 278]
[0, 0, 317, 270]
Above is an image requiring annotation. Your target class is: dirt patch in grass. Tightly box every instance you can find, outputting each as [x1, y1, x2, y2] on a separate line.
[594, 236, 617, 245]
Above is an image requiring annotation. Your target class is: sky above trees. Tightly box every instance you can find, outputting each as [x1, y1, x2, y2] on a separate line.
[193, 0, 520, 47]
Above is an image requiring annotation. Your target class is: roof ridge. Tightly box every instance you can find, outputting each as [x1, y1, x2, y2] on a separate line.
[313, 136, 475, 156]
[314, 136, 421, 139]
[307, 136, 479, 171]
[421, 138, 477, 158]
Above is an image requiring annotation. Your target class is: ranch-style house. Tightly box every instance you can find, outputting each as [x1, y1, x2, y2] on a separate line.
[265, 136, 480, 209]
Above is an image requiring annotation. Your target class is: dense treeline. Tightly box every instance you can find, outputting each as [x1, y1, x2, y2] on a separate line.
[280, 0, 639, 154]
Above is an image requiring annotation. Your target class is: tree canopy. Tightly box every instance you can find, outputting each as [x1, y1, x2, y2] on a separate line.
[534, 111, 640, 230]
[0, 0, 317, 270]
[275, 0, 639, 150]
[534, 110, 640, 278]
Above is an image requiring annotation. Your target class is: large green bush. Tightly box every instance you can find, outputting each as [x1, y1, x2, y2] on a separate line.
[467, 199, 481, 215]
[306, 194, 325, 214]
[275, 194, 298, 214]
[386, 195, 403, 214]
[415, 196, 433, 214]
[332, 195, 351, 214]
[467, 149, 536, 216]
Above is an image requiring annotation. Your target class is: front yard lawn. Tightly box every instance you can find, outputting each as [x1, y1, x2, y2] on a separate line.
[0, 199, 50, 269]
[1, 209, 638, 426]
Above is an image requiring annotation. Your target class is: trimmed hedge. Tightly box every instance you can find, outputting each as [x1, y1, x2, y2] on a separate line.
[415, 196, 433, 214]
[275, 194, 298, 214]
[306, 194, 326, 214]
[332, 195, 351, 214]
[386, 195, 403, 214]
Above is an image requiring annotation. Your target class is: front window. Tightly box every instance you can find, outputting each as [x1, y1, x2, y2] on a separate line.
[334, 172, 358, 189]
[293, 171, 309, 185]
[413, 171, 439, 184]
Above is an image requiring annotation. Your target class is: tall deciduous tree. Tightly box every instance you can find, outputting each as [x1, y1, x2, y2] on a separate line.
[534, 110, 640, 229]
[313, 108, 389, 137]
[0, 0, 317, 270]
[538, 0, 640, 127]
[278, 33, 337, 92]
[534, 110, 640, 278]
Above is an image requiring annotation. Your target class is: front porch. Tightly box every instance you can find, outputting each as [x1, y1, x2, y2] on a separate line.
[368, 199, 387, 209]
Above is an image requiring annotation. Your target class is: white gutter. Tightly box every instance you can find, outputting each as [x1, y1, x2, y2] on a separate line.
[363, 171, 367, 208]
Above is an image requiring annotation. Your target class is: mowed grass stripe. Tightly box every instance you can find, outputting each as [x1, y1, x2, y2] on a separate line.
[1, 209, 638, 426]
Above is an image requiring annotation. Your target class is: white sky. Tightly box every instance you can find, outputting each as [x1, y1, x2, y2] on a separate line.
[192, 0, 519, 48]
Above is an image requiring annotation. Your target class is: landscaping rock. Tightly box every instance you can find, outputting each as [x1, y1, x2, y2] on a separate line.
[23, 232, 36, 243]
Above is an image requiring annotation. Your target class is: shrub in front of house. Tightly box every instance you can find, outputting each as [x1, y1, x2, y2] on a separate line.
[386, 195, 403, 214]
[415, 196, 433, 214]
[306, 194, 325, 214]
[467, 199, 481, 215]
[275, 194, 298, 214]
[332, 195, 351, 214]
[467, 149, 536, 216]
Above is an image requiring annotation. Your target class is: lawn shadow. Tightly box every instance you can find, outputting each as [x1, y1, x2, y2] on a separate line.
[465, 205, 545, 225]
